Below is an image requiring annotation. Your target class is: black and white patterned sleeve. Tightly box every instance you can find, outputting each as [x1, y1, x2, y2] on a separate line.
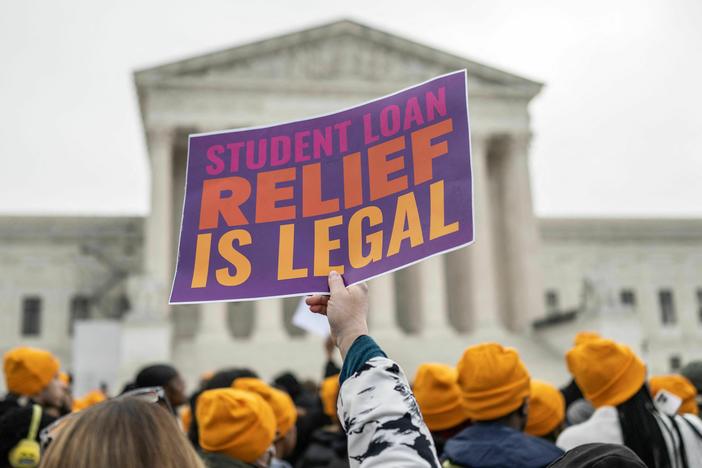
[338, 357, 441, 467]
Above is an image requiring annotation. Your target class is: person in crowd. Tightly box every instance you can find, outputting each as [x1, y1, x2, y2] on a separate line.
[72, 388, 107, 412]
[413, 363, 471, 456]
[679, 361, 702, 414]
[188, 368, 259, 448]
[441, 343, 564, 468]
[131, 363, 188, 411]
[560, 332, 600, 409]
[525, 379, 565, 442]
[649, 375, 699, 416]
[0, 404, 57, 468]
[197, 388, 276, 468]
[232, 378, 298, 468]
[306, 271, 441, 467]
[548, 443, 647, 468]
[40, 398, 205, 468]
[296, 374, 349, 467]
[1, 347, 66, 419]
[556, 337, 702, 467]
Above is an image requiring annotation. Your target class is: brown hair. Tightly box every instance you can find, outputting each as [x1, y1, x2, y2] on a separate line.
[41, 398, 205, 468]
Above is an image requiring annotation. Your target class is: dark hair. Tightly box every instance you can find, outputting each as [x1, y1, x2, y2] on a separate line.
[134, 364, 179, 389]
[616, 385, 672, 468]
[187, 367, 258, 448]
[0, 406, 56, 468]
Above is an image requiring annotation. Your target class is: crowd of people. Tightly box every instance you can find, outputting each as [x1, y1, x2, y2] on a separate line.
[1, 271, 702, 467]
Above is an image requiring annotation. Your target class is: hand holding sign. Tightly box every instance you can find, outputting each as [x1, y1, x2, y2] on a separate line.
[306, 271, 369, 359]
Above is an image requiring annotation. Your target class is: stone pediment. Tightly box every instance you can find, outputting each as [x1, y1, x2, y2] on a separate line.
[135, 19, 542, 99]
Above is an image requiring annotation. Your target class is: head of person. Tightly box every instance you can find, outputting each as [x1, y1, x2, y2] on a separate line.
[197, 388, 276, 467]
[72, 389, 107, 412]
[320, 374, 340, 423]
[273, 372, 303, 403]
[40, 398, 205, 468]
[134, 364, 187, 408]
[232, 378, 298, 459]
[0, 405, 56, 468]
[573, 331, 601, 346]
[456, 343, 530, 430]
[649, 374, 699, 415]
[524, 379, 565, 441]
[187, 367, 259, 448]
[548, 443, 647, 468]
[413, 363, 470, 434]
[3, 347, 65, 412]
[566, 338, 671, 468]
[680, 360, 702, 411]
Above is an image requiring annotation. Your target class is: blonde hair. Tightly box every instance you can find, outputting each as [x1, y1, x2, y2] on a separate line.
[41, 398, 205, 468]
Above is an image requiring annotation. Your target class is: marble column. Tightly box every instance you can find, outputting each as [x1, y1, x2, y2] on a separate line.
[144, 127, 174, 316]
[253, 298, 288, 342]
[368, 273, 401, 338]
[418, 255, 454, 337]
[196, 302, 230, 342]
[444, 135, 501, 331]
[493, 134, 544, 331]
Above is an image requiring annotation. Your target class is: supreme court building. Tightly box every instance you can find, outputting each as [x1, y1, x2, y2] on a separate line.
[2, 20, 702, 393]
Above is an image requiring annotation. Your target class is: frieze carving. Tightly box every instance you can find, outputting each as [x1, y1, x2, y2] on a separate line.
[181, 34, 452, 83]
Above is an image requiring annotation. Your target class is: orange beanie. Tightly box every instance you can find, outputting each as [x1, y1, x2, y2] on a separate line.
[72, 390, 107, 412]
[649, 375, 699, 415]
[320, 374, 340, 419]
[573, 331, 601, 346]
[232, 377, 298, 436]
[456, 343, 530, 421]
[413, 363, 469, 431]
[197, 388, 276, 464]
[525, 379, 565, 437]
[566, 338, 646, 408]
[3, 347, 60, 396]
[180, 406, 192, 432]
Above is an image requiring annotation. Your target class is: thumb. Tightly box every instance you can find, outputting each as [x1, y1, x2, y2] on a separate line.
[328, 270, 347, 296]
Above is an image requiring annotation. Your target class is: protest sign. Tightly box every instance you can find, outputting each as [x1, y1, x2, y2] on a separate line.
[170, 70, 473, 304]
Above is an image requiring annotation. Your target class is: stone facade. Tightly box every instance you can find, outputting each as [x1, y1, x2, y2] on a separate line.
[2, 20, 701, 393]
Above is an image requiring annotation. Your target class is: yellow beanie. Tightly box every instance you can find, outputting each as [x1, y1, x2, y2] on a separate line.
[525, 379, 565, 437]
[59, 372, 71, 386]
[413, 363, 469, 431]
[197, 388, 276, 464]
[180, 405, 192, 432]
[649, 375, 699, 415]
[573, 331, 601, 346]
[3, 347, 60, 396]
[566, 338, 646, 408]
[72, 389, 107, 412]
[320, 374, 340, 419]
[232, 377, 298, 436]
[456, 343, 530, 421]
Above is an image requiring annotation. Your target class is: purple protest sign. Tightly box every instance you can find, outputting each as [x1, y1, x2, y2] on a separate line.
[170, 70, 473, 304]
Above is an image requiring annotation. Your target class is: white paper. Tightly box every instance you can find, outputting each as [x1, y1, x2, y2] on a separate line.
[654, 389, 682, 416]
[292, 297, 330, 337]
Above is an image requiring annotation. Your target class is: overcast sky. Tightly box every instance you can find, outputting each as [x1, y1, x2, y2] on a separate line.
[1, 0, 700, 217]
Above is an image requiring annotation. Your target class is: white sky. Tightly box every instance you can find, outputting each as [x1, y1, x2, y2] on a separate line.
[1, 0, 700, 217]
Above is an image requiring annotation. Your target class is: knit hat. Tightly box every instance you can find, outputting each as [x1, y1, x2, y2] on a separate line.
[72, 390, 107, 412]
[525, 379, 565, 436]
[649, 375, 699, 415]
[413, 363, 469, 431]
[456, 343, 530, 421]
[197, 388, 276, 464]
[232, 377, 298, 435]
[573, 331, 601, 346]
[320, 374, 340, 419]
[3, 347, 60, 396]
[566, 338, 646, 408]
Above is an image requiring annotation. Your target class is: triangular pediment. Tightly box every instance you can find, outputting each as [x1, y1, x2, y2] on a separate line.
[135, 19, 542, 98]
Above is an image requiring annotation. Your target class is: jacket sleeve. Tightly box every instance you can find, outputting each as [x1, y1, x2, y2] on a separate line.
[337, 355, 441, 468]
